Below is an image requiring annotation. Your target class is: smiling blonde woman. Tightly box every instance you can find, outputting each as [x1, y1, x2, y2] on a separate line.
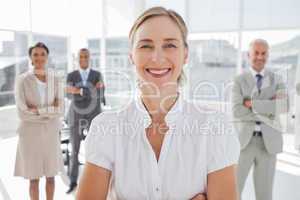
[76, 7, 240, 200]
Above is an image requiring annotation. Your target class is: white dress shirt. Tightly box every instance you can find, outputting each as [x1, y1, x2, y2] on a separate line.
[250, 67, 265, 80]
[79, 67, 90, 86]
[85, 94, 240, 199]
[250, 67, 265, 132]
[35, 77, 46, 106]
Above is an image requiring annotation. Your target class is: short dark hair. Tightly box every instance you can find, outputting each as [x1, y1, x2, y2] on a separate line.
[79, 48, 90, 54]
[28, 42, 49, 56]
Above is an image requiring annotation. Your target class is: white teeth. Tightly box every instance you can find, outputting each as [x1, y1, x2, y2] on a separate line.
[148, 69, 169, 75]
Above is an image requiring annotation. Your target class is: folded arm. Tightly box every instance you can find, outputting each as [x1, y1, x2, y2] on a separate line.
[76, 162, 111, 200]
[66, 73, 87, 101]
[231, 78, 259, 122]
[252, 81, 289, 116]
[207, 165, 238, 200]
[15, 77, 48, 123]
[37, 100, 64, 119]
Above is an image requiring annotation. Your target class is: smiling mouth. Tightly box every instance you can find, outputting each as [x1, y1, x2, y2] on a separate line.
[145, 68, 171, 78]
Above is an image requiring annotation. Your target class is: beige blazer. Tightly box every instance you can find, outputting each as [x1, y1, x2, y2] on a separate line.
[14, 69, 64, 179]
[15, 70, 64, 125]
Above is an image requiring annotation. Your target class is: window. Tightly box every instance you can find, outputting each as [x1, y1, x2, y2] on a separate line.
[0, 0, 30, 31]
[187, 32, 238, 113]
[0, 31, 29, 107]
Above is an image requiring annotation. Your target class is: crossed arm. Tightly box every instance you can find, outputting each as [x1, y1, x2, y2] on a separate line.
[76, 163, 237, 200]
[232, 77, 289, 123]
[66, 73, 105, 104]
[15, 76, 63, 122]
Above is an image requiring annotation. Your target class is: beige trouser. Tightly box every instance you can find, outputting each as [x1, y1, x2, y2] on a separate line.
[237, 135, 277, 200]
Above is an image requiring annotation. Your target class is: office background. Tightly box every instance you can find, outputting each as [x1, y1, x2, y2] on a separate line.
[1, 0, 300, 199]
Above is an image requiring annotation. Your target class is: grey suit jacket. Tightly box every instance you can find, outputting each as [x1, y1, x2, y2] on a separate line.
[66, 69, 106, 126]
[231, 69, 289, 154]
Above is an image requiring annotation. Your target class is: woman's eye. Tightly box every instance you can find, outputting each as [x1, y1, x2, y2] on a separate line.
[140, 44, 152, 49]
[164, 43, 177, 48]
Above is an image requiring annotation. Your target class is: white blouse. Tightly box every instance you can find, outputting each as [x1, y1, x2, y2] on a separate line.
[85, 94, 240, 200]
[35, 77, 46, 106]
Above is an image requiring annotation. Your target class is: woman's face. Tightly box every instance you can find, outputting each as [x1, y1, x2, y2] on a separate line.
[130, 16, 188, 90]
[30, 47, 48, 70]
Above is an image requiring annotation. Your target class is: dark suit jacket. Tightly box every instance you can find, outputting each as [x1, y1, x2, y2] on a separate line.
[66, 69, 105, 127]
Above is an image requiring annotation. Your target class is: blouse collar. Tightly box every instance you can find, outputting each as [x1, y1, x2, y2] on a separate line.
[135, 93, 183, 128]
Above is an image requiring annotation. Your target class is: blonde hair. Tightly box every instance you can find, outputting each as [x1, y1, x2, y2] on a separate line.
[129, 6, 188, 85]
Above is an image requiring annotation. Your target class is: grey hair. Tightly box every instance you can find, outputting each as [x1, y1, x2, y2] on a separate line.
[249, 39, 269, 51]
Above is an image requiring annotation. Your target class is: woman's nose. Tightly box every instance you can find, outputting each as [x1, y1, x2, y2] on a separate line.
[151, 48, 165, 64]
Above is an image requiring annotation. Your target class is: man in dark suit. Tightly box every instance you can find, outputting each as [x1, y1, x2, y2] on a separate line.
[66, 48, 106, 193]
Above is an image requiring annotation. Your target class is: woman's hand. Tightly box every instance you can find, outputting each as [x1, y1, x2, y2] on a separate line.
[52, 98, 59, 107]
[191, 193, 207, 200]
[28, 104, 38, 114]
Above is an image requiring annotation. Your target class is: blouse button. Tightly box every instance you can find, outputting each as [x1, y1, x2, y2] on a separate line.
[156, 187, 159, 192]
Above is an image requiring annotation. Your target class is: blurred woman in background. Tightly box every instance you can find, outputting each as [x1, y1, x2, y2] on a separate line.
[14, 42, 64, 200]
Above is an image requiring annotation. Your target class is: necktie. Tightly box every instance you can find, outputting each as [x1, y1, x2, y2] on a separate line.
[256, 74, 263, 93]
[82, 70, 88, 86]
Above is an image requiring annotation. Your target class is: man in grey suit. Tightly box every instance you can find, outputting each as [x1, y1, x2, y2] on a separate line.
[65, 48, 106, 193]
[232, 39, 289, 200]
